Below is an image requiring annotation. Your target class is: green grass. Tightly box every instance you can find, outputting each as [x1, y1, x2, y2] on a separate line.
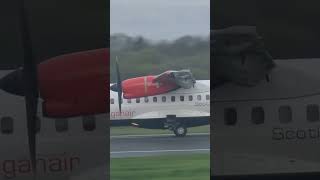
[111, 153, 210, 180]
[111, 125, 209, 136]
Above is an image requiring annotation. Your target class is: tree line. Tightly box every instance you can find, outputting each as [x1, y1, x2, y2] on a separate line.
[110, 33, 210, 83]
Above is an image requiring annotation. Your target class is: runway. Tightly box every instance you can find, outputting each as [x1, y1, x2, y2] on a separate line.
[111, 133, 210, 158]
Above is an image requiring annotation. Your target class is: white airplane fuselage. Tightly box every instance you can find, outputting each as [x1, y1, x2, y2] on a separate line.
[212, 59, 320, 176]
[110, 80, 210, 132]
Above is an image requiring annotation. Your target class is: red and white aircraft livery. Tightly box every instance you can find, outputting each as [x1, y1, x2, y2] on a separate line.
[0, 48, 108, 179]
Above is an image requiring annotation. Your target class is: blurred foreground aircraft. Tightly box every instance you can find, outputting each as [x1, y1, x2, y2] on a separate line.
[0, 0, 108, 179]
[212, 26, 320, 178]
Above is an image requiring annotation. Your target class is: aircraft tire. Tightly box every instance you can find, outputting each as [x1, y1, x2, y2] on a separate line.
[174, 126, 187, 137]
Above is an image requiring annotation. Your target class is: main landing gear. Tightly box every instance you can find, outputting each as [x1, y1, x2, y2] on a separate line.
[173, 126, 187, 137]
[164, 116, 187, 137]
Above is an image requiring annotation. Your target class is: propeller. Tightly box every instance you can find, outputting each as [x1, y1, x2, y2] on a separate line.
[18, 0, 38, 176]
[115, 57, 122, 112]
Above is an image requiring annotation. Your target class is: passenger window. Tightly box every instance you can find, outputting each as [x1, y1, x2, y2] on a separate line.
[279, 106, 292, 123]
[144, 97, 149, 103]
[127, 99, 131, 104]
[136, 98, 140, 103]
[180, 96, 184, 102]
[171, 96, 175, 102]
[189, 95, 193, 101]
[55, 118, 69, 132]
[1, 116, 14, 134]
[307, 104, 319, 122]
[111, 98, 114, 104]
[153, 97, 157, 103]
[224, 108, 237, 126]
[197, 95, 201, 101]
[162, 96, 166, 102]
[206, 94, 210, 101]
[82, 116, 96, 131]
[251, 107, 264, 125]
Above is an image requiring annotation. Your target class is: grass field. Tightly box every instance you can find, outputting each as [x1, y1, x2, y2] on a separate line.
[111, 153, 210, 180]
[111, 125, 209, 136]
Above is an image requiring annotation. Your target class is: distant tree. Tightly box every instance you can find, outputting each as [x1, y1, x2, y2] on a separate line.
[110, 34, 210, 83]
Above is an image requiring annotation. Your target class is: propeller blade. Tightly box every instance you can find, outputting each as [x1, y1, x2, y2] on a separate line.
[19, 0, 38, 176]
[115, 57, 122, 112]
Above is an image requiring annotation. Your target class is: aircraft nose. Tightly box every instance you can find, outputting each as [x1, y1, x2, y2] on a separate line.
[0, 69, 24, 96]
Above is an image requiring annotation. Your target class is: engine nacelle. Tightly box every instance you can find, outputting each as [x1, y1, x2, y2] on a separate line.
[39, 48, 108, 118]
[122, 76, 179, 99]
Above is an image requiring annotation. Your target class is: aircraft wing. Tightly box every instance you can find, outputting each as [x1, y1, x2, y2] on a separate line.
[212, 26, 275, 87]
[153, 69, 196, 89]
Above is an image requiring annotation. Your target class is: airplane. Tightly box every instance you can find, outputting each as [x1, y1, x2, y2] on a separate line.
[0, 48, 108, 180]
[212, 26, 320, 179]
[0, 49, 109, 180]
[110, 64, 210, 137]
[0, 74, 108, 179]
[0, 0, 108, 179]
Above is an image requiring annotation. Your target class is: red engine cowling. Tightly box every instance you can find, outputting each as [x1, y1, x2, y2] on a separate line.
[38, 48, 108, 118]
[122, 76, 179, 99]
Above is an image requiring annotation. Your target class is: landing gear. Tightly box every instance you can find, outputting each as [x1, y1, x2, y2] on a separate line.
[173, 126, 187, 137]
[164, 116, 188, 137]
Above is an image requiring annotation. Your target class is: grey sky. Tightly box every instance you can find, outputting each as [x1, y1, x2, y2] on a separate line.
[111, 0, 210, 41]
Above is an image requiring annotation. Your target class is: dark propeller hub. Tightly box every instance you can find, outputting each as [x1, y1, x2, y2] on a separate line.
[0, 69, 24, 96]
[110, 83, 119, 92]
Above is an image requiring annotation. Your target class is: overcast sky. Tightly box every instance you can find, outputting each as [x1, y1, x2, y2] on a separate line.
[111, 0, 210, 41]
